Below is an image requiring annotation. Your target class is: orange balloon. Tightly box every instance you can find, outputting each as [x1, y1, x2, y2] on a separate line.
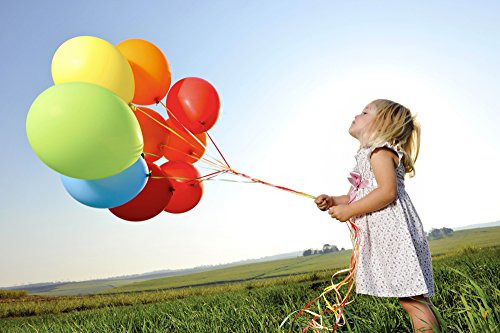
[132, 107, 168, 163]
[117, 39, 171, 105]
[162, 119, 207, 164]
[160, 161, 204, 214]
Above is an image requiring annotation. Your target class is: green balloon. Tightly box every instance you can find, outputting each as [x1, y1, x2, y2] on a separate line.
[26, 82, 143, 179]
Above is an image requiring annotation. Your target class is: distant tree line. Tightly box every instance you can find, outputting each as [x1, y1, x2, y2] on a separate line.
[303, 244, 345, 256]
[304, 227, 454, 256]
[426, 227, 454, 240]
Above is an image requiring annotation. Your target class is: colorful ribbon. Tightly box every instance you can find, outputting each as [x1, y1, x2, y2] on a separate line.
[134, 101, 317, 200]
[280, 173, 364, 332]
[132, 100, 361, 332]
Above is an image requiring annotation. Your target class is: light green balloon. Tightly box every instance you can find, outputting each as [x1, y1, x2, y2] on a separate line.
[26, 82, 143, 179]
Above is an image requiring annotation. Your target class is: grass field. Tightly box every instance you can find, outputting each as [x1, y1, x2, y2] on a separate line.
[17, 227, 500, 297]
[0, 246, 498, 332]
[0, 227, 498, 332]
[100, 226, 500, 294]
[427, 226, 500, 257]
[25, 279, 151, 297]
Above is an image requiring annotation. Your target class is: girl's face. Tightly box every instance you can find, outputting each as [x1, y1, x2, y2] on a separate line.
[349, 103, 377, 142]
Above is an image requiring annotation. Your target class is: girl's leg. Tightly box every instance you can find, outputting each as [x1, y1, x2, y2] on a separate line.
[398, 295, 441, 332]
[423, 296, 443, 328]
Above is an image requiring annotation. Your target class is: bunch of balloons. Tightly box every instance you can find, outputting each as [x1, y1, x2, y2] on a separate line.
[26, 36, 221, 222]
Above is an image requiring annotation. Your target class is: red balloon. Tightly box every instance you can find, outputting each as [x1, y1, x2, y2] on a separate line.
[110, 161, 173, 221]
[160, 161, 204, 214]
[162, 119, 207, 164]
[132, 107, 168, 163]
[166, 77, 220, 134]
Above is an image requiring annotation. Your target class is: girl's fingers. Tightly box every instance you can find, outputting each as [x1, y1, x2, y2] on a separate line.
[314, 197, 325, 204]
[315, 200, 326, 207]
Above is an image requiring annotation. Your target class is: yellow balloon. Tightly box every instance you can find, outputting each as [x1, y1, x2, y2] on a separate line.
[51, 36, 135, 102]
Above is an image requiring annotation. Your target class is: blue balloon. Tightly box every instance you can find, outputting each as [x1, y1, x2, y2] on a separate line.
[61, 157, 148, 208]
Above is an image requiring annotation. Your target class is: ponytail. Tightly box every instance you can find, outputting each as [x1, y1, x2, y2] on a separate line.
[402, 116, 420, 177]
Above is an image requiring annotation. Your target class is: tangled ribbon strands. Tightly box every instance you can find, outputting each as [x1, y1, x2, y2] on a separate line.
[280, 174, 364, 332]
[133, 101, 360, 332]
[223, 169, 316, 200]
[130, 103, 316, 200]
[130, 104, 229, 171]
[279, 219, 360, 333]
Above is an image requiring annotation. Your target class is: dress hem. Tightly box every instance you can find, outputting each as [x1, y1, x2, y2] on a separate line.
[355, 289, 435, 298]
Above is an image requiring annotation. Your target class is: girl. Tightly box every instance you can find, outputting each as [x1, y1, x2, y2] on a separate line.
[315, 99, 443, 332]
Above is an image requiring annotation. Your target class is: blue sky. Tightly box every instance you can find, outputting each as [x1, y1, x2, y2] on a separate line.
[1, 0, 499, 287]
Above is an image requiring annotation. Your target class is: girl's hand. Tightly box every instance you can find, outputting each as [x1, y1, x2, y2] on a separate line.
[315, 194, 332, 211]
[328, 205, 352, 222]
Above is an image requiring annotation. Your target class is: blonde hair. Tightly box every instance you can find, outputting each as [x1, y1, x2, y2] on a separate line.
[366, 99, 421, 177]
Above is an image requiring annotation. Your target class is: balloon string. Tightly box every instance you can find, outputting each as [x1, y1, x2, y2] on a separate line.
[131, 104, 193, 152]
[197, 170, 227, 181]
[282, 220, 360, 332]
[144, 147, 224, 176]
[157, 101, 229, 169]
[202, 178, 255, 184]
[138, 100, 357, 331]
[137, 99, 358, 331]
[136, 100, 314, 199]
[157, 144, 224, 170]
[144, 149, 221, 173]
[224, 168, 316, 199]
[143, 151, 161, 158]
[130, 104, 227, 170]
[150, 170, 227, 182]
[207, 132, 230, 168]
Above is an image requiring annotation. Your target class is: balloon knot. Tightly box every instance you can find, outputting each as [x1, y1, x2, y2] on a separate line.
[147, 171, 152, 177]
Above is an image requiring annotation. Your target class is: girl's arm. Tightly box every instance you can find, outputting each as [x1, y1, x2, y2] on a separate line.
[330, 188, 352, 206]
[348, 148, 398, 217]
[316, 188, 352, 210]
[328, 148, 397, 221]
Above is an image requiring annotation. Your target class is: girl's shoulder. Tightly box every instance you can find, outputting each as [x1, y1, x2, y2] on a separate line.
[370, 142, 403, 156]
[356, 142, 404, 165]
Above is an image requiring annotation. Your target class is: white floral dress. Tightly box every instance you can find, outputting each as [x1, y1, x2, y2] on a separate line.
[350, 143, 435, 298]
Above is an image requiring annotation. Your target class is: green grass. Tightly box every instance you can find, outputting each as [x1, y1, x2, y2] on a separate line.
[427, 226, 500, 258]
[0, 226, 498, 332]
[101, 251, 353, 294]
[19, 227, 499, 297]
[100, 227, 500, 295]
[34, 278, 150, 296]
[0, 290, 26, 300]
[0, 273, 330, 319]
[0, 246, 498, 332]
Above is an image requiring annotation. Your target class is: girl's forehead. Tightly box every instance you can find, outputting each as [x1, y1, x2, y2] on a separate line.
[364, 103, 377, 113]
